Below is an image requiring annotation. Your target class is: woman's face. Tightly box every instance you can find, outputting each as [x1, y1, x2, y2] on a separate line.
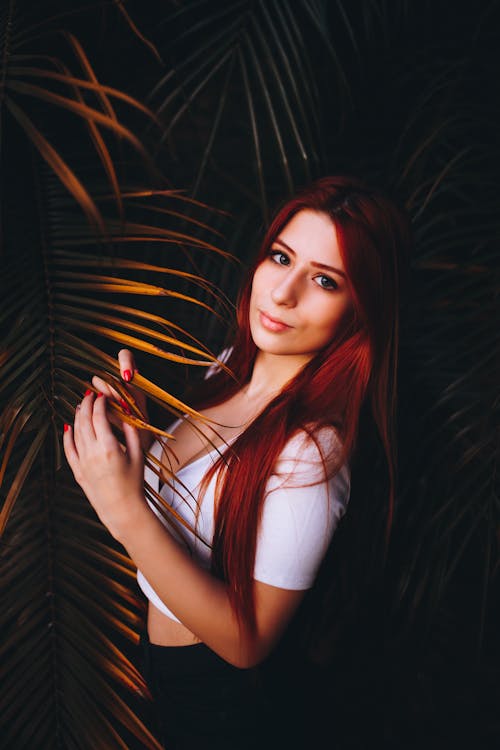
[249, 209, 354, 363]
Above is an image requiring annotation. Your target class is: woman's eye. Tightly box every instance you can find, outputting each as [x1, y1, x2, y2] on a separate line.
[269, 250, 290, 266]
[315, 275, 337, 291]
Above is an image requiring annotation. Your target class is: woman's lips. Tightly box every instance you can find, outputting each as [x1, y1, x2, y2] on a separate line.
[259, 311, 292, 332]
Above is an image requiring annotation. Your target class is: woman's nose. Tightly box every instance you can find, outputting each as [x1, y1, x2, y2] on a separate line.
[270, 272, 299, 307]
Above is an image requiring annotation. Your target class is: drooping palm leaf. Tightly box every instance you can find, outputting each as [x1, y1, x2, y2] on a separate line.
[2, 2, 499, 748]
[146, 0, 356, 219]
[0, 4, 231, 748]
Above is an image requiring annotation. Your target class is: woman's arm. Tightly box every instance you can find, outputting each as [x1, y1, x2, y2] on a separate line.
[121, 503, 306, 667]
[63, 390, 306, 668]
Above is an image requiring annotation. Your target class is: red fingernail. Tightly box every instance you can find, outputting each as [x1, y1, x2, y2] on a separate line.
[123, 370, 132, 382]
[119, 398, 131, 414]
[97, 392, 104, 398]
[64, 424, 69, 432]
[85, 389, 93, 397]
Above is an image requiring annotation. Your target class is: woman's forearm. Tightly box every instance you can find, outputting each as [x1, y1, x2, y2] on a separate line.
[63, 392, 262, 667]
[118, 498, 257, 668]
[63, 392, 302, 669]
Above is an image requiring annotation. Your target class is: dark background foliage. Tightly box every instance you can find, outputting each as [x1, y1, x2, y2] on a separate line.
[1, 1, 499, 748]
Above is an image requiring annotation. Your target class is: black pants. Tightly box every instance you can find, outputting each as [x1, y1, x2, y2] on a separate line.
[139, 631, 276, 749]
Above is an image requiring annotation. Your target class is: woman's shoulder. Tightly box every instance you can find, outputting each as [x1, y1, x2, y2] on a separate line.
[281, 423, 343, 458]
[272, 423, 346, 485]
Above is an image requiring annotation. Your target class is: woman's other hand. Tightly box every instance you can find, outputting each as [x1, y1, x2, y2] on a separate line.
[92, 348, 153, 452]
[63, 390, 148, 541]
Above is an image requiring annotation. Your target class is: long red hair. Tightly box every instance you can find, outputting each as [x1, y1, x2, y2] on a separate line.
[192, 175, 412, 634]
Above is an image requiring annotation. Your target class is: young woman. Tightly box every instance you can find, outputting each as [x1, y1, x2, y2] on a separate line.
[63, 175, 411, 749]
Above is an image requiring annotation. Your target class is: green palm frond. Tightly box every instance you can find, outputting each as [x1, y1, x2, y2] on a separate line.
[1, 464, 162, 749]
[388, 43, 499, 639]
[0, 187, 226, 748]
[1, 167, 231, 518]
[2, 2, 499, 748]
[0, 5, 233, 748]
[0, 188, 227, 746]
[0, 4, 162, 227]
[147, 0, 357, 218]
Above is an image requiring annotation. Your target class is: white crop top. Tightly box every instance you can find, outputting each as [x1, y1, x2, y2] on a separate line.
[137, 420, 351, 623]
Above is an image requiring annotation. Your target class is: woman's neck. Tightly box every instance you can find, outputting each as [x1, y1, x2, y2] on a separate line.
[242, 351, 311, 401]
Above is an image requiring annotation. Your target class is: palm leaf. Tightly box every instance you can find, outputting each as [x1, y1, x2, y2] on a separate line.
[2, 2, 499, 748]
[147, 0, 356, 216]
[0, 5, 231, 748]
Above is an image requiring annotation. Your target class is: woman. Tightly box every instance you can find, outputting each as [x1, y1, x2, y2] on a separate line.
[63, 175, 411, 749]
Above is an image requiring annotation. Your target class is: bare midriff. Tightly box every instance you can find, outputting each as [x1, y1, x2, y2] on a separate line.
[147, 601, 202, 646]
[145, 385, 278, 647]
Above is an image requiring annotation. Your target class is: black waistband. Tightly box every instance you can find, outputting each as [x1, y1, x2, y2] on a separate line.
[139, 629, 250, 678]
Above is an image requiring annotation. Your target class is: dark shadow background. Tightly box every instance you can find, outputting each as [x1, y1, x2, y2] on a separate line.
[1, 1, 499, 748]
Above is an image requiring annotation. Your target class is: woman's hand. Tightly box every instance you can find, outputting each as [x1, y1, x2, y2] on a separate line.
[92, 348, 153, 453]
[63, 389, 148, 542]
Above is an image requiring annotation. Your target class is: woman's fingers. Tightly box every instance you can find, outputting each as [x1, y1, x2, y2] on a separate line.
[91, 373, 141, 418]
[122, 420, 143, 467]
[116, 349, 148, 419]
[118, 348, 136, 383]
[74, 391, 97, 452]
[92, 392, 117, 445]
[92, 375, 120, 400]
[84, 351, 148, 447]
[63, 424, 81, 480]
[92, 395, 141, 467]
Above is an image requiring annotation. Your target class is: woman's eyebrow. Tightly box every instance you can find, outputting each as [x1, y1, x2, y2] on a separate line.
[310, 261, 346, 279]
[273, 237, 347, 279]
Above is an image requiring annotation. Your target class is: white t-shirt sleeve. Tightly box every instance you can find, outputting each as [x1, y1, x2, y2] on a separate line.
[253, 427, 350, 590]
